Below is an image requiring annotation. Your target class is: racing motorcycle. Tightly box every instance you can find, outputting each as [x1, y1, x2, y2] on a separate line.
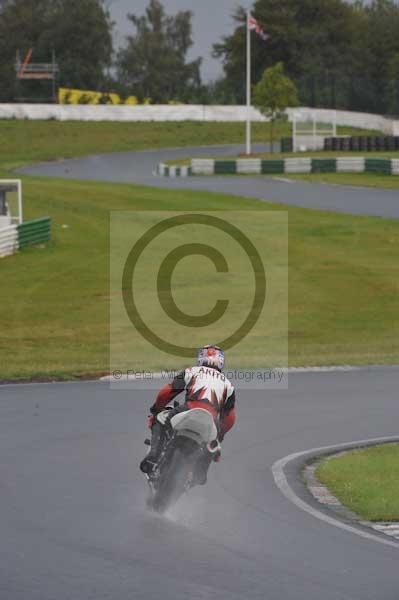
[143, 407, 221, 514]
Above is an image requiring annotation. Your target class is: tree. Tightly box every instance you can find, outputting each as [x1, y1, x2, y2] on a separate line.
[362, 0, 399, 113]
[116, 0, 202, 103]
[0, 0, 113, 101]
[253, 62, 298, 151]
[47, 0, 113, 91]
[385, 52, 399, 114]
[213, 0, 366, 110]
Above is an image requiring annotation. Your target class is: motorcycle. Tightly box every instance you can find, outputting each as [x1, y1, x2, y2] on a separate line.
[143, 407, 221, 514]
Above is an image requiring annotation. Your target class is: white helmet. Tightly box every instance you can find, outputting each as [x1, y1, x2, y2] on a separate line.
[197, 345, 225, 371]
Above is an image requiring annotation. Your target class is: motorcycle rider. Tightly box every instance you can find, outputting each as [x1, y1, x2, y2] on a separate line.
[140, 345, 236, 485]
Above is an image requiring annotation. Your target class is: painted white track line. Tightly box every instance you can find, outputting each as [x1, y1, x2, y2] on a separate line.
[0, 370, 354, 387]
[1, 365, 398, 387]
[272, 436, 399, 550]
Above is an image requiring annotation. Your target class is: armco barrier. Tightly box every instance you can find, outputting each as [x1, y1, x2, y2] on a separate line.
[391, 159, 399, 175]
[161, 157, 399, 177]
[311, 159, 337, 173]
[191, 160, 216, 175]
[17, 217, 51, 249]
[365, 158, 392, 175]
[285, 158, 312, 173]
[215, 160, 236, 174]
[336, 157, 365, 172]
[261, 160, 284, 174]
[237, 158, 261, 174]
[0, 224, 18, 257]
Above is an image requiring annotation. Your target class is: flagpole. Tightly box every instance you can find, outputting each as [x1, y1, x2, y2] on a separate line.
[246, 9, 251, 155]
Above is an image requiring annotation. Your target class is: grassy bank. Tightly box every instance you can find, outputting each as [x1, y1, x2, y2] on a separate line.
[0, 120, 380, 170]
[0, 120, 295, 170]
[1, 174, 399, 379]
[316, 444, 399, 521]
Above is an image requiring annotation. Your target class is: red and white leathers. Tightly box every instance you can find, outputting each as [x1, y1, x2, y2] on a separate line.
[153, 366, 236, 439]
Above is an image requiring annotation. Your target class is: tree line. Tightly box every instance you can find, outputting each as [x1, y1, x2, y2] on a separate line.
[1, 0, 399, 114]
[215, 0, 399, 115]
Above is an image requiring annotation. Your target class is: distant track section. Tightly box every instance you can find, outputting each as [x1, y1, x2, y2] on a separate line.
[19, 144, 399, 219]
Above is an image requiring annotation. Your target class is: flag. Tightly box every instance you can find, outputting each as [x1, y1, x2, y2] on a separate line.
[248, 15, 269, 41]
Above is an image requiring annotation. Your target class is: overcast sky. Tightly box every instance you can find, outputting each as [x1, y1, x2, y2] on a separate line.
[107, 0, 252, 81]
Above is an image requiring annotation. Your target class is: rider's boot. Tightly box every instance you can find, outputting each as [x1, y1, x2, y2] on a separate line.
[140, 421, 164, 474]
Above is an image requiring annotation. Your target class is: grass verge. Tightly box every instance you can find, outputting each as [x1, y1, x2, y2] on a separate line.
[316, 444, 399, 521]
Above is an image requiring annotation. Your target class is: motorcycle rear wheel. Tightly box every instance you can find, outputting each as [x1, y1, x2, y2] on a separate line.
[151, 442, 196, 514]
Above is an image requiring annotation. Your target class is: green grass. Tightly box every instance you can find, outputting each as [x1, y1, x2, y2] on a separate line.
[1, 174, 399, 379]
[316, 444, 399, 521]
[0, 120, 296, 171]
[0, 120, 398, 379]
[0, 120, 382, 170]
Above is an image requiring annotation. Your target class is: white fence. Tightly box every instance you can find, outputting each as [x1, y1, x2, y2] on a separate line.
[0, 224, 18, 258]
[0, 104, 265, 123]
[287, 107, 397, 135]
[0, 103, 398, 133]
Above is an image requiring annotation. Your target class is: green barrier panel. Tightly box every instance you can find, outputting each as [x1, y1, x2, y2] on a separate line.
[19, 234, 51, 248]
[261, 160, 284, 174]
[19, 234, 51, 249]
[19, 228, 51, 239]
[18, 224, 51, 237]
[214, 161, 237, 174]
[365, 159, 392, 175]
[18, 224, 51, 235]
[311, 159, 337, 173]
[18, 217, 51, 229]
[17, 217, 51, 249]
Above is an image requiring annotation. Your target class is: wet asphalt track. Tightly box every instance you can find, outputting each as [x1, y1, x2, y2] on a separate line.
[1, 371, 399, 600]
[5, 146, 399, 599]
[20, 143, 399, 219]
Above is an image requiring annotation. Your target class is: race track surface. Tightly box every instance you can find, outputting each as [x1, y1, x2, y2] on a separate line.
[20, 144, 399, 219]
[1, 371, 399, 600]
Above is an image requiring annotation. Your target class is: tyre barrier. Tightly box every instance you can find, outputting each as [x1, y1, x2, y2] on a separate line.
[325, 136, 399, 152]
[158, 157, 399, 177]
[281, 137, 294, 153]
[157, 164, 192, 177]
[0, 217, 51, 259]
